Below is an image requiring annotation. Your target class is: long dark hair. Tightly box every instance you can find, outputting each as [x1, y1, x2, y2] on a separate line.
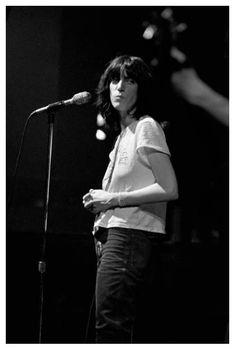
[96, 55, 154, 132]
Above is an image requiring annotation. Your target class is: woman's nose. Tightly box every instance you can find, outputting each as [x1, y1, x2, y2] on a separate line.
[117, 79, 125, 91]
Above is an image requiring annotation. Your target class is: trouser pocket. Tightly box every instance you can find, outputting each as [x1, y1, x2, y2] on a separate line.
[94, 227, 108, 264]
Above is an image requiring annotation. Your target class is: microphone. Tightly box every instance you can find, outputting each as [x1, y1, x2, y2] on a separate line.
[33, 91, 92, 114]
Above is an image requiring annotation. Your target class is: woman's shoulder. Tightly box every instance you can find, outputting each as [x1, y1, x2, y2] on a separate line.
[138, 115, 162, 129]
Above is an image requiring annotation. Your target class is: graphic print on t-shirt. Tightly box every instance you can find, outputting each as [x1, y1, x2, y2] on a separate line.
[118, 148, 128, 165]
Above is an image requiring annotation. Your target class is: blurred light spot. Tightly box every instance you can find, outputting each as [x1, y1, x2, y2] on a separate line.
[96, 129, 106, 141]
[176, 23, 187, 32]
[97, 113, 105, 126]
[150, 58, 159, 67]
[161, 7, 173, 20]
[170, 46, 186, 63]
[143, 25, 156, 40]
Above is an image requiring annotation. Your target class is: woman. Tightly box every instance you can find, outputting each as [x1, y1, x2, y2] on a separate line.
[83, 55, 178, 343]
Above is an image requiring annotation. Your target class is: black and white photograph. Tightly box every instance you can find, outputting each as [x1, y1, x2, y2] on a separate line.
[6, 3, 229, 344]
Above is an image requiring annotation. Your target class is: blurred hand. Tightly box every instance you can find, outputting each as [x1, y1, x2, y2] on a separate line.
[171, 67, 206, 104]
[171, 67, 229, 126]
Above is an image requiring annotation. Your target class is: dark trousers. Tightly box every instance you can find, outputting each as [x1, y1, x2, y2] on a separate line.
[94, 227, 162, 343]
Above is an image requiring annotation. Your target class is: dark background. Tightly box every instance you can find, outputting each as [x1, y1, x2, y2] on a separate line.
[6, 6, 229, 343]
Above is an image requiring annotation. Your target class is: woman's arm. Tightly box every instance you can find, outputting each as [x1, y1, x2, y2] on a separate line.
[83, 148, 178, 213]
[118, 148, 178, 206]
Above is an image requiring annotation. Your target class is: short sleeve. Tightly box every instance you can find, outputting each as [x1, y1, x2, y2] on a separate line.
[136, 117, 171, 156]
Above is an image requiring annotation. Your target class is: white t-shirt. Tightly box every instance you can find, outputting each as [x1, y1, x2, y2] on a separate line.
[93, 116, 171, 234]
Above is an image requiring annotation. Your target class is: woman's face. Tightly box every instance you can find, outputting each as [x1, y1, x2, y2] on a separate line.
[109, 71, 138, 115]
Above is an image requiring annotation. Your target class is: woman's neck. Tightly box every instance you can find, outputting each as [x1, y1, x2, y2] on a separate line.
[119, 109, 136, 130]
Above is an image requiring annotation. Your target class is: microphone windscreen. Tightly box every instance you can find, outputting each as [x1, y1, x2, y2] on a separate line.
[72, 91, 92, 105]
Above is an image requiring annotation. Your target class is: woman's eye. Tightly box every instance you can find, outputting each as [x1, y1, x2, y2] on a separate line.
[111, 77, 119, 83]
[127, 78, 136, 84]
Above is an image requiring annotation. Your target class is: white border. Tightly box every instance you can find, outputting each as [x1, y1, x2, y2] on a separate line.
[2, 2, 233, 348]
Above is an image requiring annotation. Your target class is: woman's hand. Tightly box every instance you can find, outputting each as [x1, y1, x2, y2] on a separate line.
[82, 189, 118, 214]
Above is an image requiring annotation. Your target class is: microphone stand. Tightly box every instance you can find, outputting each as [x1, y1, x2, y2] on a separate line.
[38, 111, 55, 343]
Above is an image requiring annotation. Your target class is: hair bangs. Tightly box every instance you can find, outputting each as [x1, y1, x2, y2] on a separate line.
[107, 58, 139, 83]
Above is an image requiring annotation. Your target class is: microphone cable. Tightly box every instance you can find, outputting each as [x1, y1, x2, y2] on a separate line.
[7, 111, 35, 209]
[84, 291, 95, 343]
